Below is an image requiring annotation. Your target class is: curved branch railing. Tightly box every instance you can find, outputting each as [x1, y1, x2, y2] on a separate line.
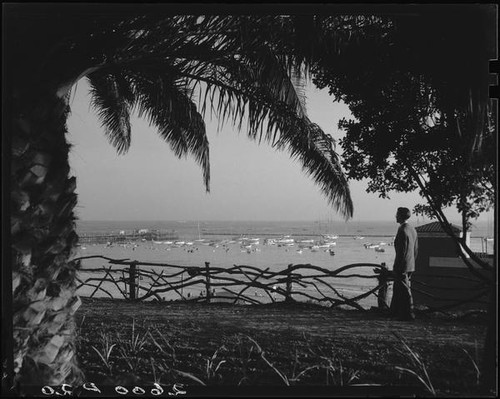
[74, 256, 491, 312]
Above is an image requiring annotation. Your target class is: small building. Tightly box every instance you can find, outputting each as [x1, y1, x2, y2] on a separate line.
[412, 221, 493, 310]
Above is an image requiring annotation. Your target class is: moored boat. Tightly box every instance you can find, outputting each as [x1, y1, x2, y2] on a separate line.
[323, 234, 339, 240]
[276, 235, 295, 244]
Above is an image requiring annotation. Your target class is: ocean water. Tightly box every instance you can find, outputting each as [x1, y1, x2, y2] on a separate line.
[76, 219, 493, 240]
[74, 220, 494, 305]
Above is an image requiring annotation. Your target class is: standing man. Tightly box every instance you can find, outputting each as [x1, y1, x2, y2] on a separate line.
[390, 207, 418, 321]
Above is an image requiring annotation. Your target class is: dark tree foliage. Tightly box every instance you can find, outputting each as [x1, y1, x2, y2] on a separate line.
[311, 8, 496, 392]
[311, 7, 496, 231]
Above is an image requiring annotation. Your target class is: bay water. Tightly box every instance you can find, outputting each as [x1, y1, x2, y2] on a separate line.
[75, 220, 493, 305]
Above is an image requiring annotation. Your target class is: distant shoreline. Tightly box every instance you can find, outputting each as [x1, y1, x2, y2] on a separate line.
[200, 232, 395, 238]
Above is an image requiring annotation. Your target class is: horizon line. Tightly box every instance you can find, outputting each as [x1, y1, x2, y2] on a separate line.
[75, 218, 479, 224]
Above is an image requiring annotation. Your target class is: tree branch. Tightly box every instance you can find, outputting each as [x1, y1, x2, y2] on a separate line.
[403, 159, 493, 283]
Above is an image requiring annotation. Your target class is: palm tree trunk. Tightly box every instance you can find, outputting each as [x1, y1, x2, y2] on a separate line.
[10, 87, 84, 389]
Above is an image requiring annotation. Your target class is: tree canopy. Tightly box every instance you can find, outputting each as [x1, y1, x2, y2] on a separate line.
[310, 6, 496, 231]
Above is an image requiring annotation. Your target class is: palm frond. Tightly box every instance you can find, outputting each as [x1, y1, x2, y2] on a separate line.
[189, 63, 353, 218]
[84, 15, 354, 214]
[87, 72, 133, 154]
[128, 70, 210, 191]
[191, 46, 352, 217]
[288, 121, 353, 218]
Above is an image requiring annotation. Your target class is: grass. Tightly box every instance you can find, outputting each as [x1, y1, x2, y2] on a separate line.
[75, 298, 489, 396]
[392, 331, 436, 395]
[90, 332, 116, 374]
[115, 318, 150, 371]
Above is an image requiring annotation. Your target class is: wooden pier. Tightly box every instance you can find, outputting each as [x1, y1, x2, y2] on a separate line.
[78, 230, 179, 244]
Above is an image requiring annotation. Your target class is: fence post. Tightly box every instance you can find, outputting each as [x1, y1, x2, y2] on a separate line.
[285, 264, 293, 303]
[129, 261, 137, 301]
[205, 262, 211, 304]
[377, 262, 389, 310]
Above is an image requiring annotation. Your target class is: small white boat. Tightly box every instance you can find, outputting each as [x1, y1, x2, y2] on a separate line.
[375, 247, 385, 252]
[276, 235, 295, 244]
[323, 234, 339, 240]
[311, 245, 320, 252]
[241, 238, 260, 246]
[296, 249, 303, 254]
[174, 241, 185, 245]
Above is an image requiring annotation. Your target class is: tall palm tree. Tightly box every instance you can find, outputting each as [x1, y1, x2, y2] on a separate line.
[5, 8, 353, 389]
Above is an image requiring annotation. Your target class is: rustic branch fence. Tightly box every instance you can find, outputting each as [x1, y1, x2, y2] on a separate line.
[74, 256, 491, 312]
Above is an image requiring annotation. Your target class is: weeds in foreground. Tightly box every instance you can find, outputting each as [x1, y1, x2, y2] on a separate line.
[462, 348, 480, 386]
[91, 331, 116, 374]
[242, 335, 321, 386]
[148, 327, 176, 361]
[76, 315, 86, 336]
[306, 344, 360, 386]
[87, 330, 363, 387]
[392, 331, 435, 396]
[118, 318, 149, 354]
[116, 318, 150, 371]
[204, 346, 227, 383]
[157, 362, 207, 386]
[80, 321, 481, 395]
[230, 335, 257, 386]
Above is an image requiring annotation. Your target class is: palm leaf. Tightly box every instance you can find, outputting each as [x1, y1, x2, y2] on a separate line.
[87, 72, 133, 154]
[84, 15, 354, 215]
[186, 58, 353, 217]
[128, 70, 210, 191]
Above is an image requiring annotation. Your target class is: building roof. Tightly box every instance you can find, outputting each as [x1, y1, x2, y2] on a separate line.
[415, 221, 462, 234]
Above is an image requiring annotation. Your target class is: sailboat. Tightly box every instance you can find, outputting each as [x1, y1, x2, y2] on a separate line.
[194, 221, 206, 242]
[316, 217, 338, 246]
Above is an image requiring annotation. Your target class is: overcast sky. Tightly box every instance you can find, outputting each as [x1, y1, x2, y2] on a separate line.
[67, 79, 492, 224]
